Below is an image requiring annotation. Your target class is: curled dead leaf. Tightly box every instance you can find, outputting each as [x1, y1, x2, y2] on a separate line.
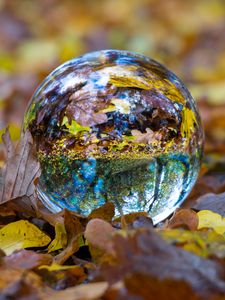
[85, 218, 115, 262]
[167, 209, 199, 230]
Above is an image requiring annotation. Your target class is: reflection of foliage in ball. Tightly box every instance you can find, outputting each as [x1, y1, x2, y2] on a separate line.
[24, 50, 203, 224]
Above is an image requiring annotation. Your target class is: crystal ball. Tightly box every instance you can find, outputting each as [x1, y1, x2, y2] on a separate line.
[24, 50, 203, 224]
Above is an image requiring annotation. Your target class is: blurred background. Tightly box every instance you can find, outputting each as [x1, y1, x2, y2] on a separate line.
[1, 0, 225, 168]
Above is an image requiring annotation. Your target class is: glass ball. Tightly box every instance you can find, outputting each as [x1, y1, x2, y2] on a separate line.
[24, 50, 203, 224]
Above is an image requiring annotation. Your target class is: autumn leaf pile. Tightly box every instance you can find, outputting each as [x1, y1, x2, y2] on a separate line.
[0, 128, 224, 300]
[1, 0, 225, 299]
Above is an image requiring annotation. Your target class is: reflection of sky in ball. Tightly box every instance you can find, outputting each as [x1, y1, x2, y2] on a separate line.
[24, 50, 203, 224]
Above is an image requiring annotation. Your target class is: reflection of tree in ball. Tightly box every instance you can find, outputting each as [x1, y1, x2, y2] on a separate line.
[24, 50, 203, 224]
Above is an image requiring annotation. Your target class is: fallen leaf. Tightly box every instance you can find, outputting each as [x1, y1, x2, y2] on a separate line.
[131, 128, 155, 144]
[45, 282, 108, 300]
[0, 268, 28, 290]
[160, 228, 225, 258]
[66, 91, 108, 127]
[48, 223, 67, 253]
[180, 107, 197, 140]
[197, 210, 225, 235]
[113, 213, 153, 230]
[0, 278, 41, 300]
[38, 264, 86, 290]
[99, 229, 225, 299]
[0, 123, 21, 143]
[63, 117, 91, 135]
[110, 98, 130, 114]
[88, 202, 115, 222]
[130, 215, 154, 229]
[39, 263, 79, 271]
[124, 273, 202, 300]
[0, 220, 51, 255]
[53, 210, 84, 265]
[85, 218, 115, 261]
[167, 209, 198, 230]
[0, 129, 40, 205]
[0, 266, 44, 296]
[38, 208, 65, 227]
[3, 249, 52, 269]
[109, 66, 184, 105]
[113, 211, 148, 224]
[193, 192, 225, 217]
[186, 173, 225, 207]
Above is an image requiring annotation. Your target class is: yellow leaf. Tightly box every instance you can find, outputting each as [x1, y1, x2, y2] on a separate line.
[110, 74, 152, 90]
[0, 220, 51, 255]
[48, 223, 67, 253]
[111, 99, 130, 114]
[0, 124, 21, 143]
[39, 263, 77, 271]
[180, 107, 197, 139]
[160, 228, 225, 258]
[62, 117, 90, 135]
[99, 104, 116, 113]
[197, 210, 225, 235]
[108, 65, 185, 104]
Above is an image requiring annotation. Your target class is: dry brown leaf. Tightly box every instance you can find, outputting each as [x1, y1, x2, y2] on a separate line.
[99, 229, 225, 299]
[0, 266, 44, 296]
[38, 264, 87, 290]
[37, 206, 65, 227]
[0, 129, 40, 214]
[53, 210, 84, 265]
[113, 211, 148, 224]
[45, 282, 108, 300]
[3, 249, 52, 270]
[88, 202, 115, 222]
[85, 218, 115, 262]
[131, 128, 155, 144]
[193, 192, 225, 217]
[124, 274, 202, 300]
[166, 209, 199, 230]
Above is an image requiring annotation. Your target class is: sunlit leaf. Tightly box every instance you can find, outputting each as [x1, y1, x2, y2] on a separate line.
[197, 210, 225, 235]
[39, 263, 79, 271]
[160, 228, 225, 258]
[0, 220, 51, 255]
[181, 107, 197, 140]
[62, 116, 90, 135]
[111, 98, 130, 114]
[0, 125, 21, 143]
[48, 223, 67, 253]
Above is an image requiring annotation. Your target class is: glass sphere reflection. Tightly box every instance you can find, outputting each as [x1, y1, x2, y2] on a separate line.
[24, 50, 203, 224]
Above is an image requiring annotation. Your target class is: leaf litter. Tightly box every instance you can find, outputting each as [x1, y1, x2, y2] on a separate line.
[1, 0, 225, 298]
[0, 130, 225, 299]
